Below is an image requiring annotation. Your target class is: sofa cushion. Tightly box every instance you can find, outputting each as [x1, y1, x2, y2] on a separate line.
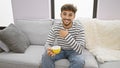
[100, 61, 120, 68]
[83, 49, 98, 68]
[0, 40, 9, 52]
[0, 45, 44, 68]
[55, 59, 69, 68]
[90, 20, 120, 63]
[77, 18, 98, 50]
[0, 24, 29, 53]
[14, 19, 53, 45]
[0, 48, 3, 53]
[90, 47, 120, 63]
[95, 20, 120, 50]
[78, 18, 120, 63]
[77, 18, 120, 50]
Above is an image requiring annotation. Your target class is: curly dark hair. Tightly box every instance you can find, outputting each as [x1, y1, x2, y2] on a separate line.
[61, 4, 77, 14]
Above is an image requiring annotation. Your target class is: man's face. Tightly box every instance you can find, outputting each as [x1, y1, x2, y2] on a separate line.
[61, 10, 75, 26]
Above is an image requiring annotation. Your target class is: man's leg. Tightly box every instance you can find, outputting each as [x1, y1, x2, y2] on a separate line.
[67, 51, 85, 68]
[41, 50, 65, 68]
[41, 52, 55, 68]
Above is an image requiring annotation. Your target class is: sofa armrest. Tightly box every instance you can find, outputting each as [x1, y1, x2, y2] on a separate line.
[83, 49, 98, 68]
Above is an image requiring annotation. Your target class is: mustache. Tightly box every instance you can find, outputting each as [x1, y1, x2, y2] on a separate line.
[63, 19, 71, 21]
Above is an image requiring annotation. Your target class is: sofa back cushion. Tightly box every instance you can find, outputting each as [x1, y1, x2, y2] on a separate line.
[0, 24, 29, 53]
[95, 20, 120, 50]
[78, 18, 120, 62]
[14, 19, 53, 45]
[78, 18, 120, 50]
[0, 40, 9, 52]
[77, 18, 98, 50]
[90, 19, 120, 62]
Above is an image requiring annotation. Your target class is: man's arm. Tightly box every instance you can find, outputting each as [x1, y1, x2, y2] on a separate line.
[45, 26, 56, 49]
[59, 22, 86, 54]
[45, 26, 56, 56]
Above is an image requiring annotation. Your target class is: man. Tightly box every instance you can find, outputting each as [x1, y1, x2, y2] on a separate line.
[42, 4, 86, 68]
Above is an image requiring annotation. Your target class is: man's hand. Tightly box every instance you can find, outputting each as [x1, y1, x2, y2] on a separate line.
[59, 29, 68, 38]
[47, 47, 55, 56]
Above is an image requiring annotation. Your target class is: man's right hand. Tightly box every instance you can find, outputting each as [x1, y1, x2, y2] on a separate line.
[59, 29, 68, 38]
[47, 47, 55, 56]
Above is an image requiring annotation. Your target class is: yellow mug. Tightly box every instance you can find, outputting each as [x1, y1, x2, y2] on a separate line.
[51, 46, 61, 54]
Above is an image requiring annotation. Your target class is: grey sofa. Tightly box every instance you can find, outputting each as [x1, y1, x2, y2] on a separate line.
[0, 19, 120, 68]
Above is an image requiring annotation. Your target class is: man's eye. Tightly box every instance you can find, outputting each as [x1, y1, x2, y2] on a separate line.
[69, 14, 72, 16]
[63, 13, 66, 15]
[68, 14, 73, 17]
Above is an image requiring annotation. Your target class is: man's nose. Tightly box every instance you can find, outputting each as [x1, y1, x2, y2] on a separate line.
[65, 16, 69, 19]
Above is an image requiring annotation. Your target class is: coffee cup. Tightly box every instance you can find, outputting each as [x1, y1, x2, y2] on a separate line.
[51, 46, 61, 54]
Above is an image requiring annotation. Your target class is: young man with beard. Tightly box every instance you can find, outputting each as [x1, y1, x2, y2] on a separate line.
[42, 4, 86, 68]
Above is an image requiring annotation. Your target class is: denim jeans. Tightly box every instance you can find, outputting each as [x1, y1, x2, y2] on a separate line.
[42, 49, 85, 68]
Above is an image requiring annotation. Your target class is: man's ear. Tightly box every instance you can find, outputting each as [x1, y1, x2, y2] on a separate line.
[73, 14, 76, 19]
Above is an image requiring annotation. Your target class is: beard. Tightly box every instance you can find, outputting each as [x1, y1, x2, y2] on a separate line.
[62, 19, 72, 26]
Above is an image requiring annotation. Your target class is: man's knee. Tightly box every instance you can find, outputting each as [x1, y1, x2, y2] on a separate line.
[72, 55, 85, 65]
[42, 52, 55, 61]
[78, 57, 85, 65]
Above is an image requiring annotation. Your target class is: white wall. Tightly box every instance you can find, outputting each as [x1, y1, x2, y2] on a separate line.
[11, 0, 120, 20]
[12, 0, 94, 20]
[0, 0, 13, 26]
[97, 0, 120, 20]
[11, 0, 51, 20]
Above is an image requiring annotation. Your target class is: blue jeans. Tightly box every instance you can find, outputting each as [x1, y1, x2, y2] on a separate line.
[42, 49, 85, 68]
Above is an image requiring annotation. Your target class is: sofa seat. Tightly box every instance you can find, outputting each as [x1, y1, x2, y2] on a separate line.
[0, 45, 44, 68]
[0, 45, 98, 68]
[99, 61, 120, 68]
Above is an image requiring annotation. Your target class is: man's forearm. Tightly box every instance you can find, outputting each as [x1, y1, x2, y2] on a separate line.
[64, 33, 83, 54]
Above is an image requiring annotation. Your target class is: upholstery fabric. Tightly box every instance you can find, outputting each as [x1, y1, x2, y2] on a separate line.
[77, 18, 98, 50]
[100, 61, 120, 68]
[90, 47, 120, 63]
[0, 45, 44, 68]
[89, 20, 120, 62]
[0, 40, 9, 52]
[14, 19, 53, 45]
[95, 20, 120, 50]
[0, 48, 3, 52]
[83, 49, 98, 68]
[0, 24, 29, 53]
[78, 18, 120, 63]
[79, 18, 120, 50]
